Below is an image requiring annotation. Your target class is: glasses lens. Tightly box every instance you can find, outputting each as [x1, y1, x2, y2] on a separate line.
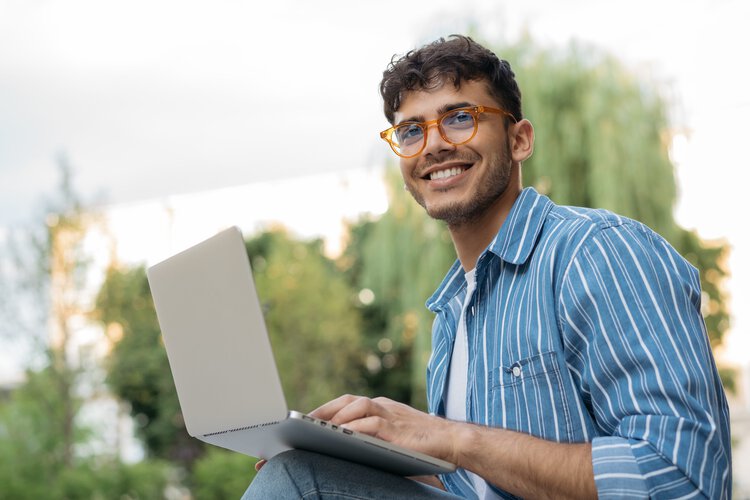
[393, 123, 425, 156]
[440, 109, 476, 144]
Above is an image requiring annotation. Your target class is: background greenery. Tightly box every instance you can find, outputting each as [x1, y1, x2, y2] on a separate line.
[0, 38, 732, 498]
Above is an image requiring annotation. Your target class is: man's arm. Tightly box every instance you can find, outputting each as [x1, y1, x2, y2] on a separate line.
[559, 222, 732, 498]
[311, 395, 596, 499]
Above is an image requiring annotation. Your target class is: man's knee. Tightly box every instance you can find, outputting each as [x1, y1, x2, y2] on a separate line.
[261, 449, 318, 477]
[243, 450, 314, 499]
[245, 449, 457, 500]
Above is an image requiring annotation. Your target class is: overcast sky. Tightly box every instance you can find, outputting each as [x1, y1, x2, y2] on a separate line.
[1, 0, 745, 227]
[1, 0, 749, 364]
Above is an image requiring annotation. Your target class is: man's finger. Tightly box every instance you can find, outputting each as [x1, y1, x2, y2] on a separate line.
[340, 415, 389, 439]
[309, 394, 360, 420]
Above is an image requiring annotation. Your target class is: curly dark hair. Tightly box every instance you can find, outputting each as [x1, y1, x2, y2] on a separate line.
[380, 35, 523, 124]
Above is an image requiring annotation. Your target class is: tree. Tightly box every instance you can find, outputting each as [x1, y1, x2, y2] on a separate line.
[0, 365, 170, 499]
[0, 159, 92, 469]
[95, 264, 203, 467]
[0, 160, 171, 498]
[192, 448, 257, 499]
[504, 37, 731, 358]
[0, 366, 85, 498]
[341, 167, 456, 409]
[246, 228, 365, 411]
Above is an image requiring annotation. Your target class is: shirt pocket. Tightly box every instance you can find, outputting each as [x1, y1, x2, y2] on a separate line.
[488, 351, 581, 442]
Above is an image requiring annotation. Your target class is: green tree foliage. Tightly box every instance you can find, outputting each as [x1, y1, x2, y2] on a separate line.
[0, 159, 94, 472]
[0, 357, 170, 499]
[504, 38, 730, 356]
[53, 458, 170, 500]
[340, 168, 456, 409]
[246, 228, 365, 411]
[95, 265, 204, 467]
[192, 448, 257, 499]
[0, 162, 172, 498]
[0, 366, 84, 498]
[673, 231, 732, 358]
[513, 42, 677, 235]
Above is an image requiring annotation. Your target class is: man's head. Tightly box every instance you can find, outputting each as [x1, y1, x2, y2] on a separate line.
[380, 35, 523, 125]
[378, 36, 533, 231]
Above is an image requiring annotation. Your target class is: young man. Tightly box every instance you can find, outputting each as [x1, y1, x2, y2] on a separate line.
[243, 36, 731, 499]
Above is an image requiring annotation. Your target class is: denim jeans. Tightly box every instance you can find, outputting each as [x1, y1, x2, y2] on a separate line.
[241, 449, 463, 499]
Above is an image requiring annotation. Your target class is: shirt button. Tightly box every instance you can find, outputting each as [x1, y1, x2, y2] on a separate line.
[512, 366, 522, 377]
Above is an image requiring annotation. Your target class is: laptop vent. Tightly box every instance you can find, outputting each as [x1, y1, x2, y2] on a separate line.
[203, 420, 281, 437]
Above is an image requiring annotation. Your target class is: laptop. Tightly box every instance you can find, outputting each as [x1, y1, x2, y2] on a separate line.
[146, 226, 456, 476]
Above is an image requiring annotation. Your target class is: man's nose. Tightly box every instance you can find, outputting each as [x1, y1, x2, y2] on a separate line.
[422, 123, 454, 156]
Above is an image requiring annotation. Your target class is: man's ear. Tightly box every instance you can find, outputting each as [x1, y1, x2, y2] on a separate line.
[510, 119, 534, 163]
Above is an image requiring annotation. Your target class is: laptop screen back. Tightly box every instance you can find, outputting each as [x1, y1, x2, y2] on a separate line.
[147, 226, 288, 436]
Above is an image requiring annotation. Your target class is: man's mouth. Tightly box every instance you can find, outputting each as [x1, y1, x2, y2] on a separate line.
[425, 166, 468, 181]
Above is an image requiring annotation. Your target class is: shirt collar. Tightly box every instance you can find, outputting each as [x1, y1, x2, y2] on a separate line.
[427, 187, 553, 311]
[486, 187, 553, 266]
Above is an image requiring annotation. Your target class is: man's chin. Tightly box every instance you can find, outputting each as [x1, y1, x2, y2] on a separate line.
[426, 202, 473, 227]
[410, 191, 478, 226]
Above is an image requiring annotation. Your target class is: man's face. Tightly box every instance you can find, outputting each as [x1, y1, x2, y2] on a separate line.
[394, 80, 514, 228]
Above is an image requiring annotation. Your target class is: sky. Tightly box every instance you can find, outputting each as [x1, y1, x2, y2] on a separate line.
[1, 0, 749, 369]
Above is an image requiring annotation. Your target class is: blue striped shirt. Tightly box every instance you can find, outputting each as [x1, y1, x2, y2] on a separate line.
[426, 188, 731, 499]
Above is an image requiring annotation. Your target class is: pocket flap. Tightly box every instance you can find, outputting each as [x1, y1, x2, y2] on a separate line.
[489, 351, 560, 388]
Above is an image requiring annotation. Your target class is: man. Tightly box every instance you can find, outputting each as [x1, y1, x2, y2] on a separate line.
[244, 35, 731, 499]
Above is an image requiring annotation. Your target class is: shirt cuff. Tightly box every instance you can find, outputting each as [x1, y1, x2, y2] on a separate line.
[591, 436, 649, 499]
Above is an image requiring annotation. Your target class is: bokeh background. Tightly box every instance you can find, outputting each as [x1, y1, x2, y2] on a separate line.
[1, 0, 748, 497]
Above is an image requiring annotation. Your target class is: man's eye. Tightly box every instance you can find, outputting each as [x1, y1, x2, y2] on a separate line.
[396, 124, 423, 145]
[443, 111, 474, 128]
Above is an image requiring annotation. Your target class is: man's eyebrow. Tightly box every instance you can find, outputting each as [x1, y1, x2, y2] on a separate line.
[397, 101, 475, 125]
[438, 101, 474, 115]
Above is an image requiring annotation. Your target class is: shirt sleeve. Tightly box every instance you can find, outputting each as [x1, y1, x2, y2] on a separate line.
[558, 221, 732, 499]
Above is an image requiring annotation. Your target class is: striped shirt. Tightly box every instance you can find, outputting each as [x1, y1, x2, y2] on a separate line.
[426, 188, 731, 499]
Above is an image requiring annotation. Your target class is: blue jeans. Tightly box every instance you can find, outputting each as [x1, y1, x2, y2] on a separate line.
[241, 449, 463, 499]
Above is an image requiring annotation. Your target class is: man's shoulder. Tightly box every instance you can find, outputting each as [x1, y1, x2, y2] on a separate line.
[546, 202, 632, 231]
[540, 199, 686, 276]
[493, 188, 652, 267]
[515, 188, 638, 234]
[536, 198, 670, 261]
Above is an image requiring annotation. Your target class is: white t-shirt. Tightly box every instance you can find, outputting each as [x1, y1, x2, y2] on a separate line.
[445, 269, 501, 499]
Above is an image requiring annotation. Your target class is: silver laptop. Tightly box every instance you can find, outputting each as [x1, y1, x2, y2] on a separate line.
[146, 226, 455, 476]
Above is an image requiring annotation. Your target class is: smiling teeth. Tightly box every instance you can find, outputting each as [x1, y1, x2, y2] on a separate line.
[430, 167, 465, 180]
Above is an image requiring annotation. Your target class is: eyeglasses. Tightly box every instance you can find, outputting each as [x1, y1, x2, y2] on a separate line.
[380, 105, 515, 158]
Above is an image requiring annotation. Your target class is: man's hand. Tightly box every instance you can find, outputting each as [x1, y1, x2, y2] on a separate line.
[311, 394, 596, 499]
[309, 394, 460, 465]
[253, 395, 595, 498]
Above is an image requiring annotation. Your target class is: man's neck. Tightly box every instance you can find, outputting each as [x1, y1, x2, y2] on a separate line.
[449, 181, 522, 272]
